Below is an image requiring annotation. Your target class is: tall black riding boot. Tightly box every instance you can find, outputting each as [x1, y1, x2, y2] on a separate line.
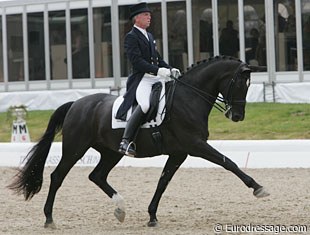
[118, 106, 145, 157]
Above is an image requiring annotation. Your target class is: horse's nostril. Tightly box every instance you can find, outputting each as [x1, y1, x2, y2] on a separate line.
[232, 113, 244, 122]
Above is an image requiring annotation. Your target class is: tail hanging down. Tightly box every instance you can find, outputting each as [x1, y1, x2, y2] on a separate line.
[8, 101, 74, 200]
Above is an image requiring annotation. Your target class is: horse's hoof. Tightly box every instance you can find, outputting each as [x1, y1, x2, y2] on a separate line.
[254, 186, 270, 198]
[44, 221, 56, 229]
[147, 219, 159, 227]
[114, 207, 126, 222]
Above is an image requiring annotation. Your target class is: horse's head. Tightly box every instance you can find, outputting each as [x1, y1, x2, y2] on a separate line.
[175, 57, 258, 122]
[219, 62, 252, 122]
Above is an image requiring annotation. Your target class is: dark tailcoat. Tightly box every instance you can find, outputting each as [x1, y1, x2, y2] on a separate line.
[116, 27, 171, 120]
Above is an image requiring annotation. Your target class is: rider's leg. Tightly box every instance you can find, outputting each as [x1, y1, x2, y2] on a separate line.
[118, 105, 145, 157]
[136, 76, 155, 113]
[118, 75, 160, 157]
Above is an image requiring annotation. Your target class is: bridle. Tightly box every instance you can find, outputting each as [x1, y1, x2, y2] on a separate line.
[222, 63, 250, 114]
[172, 63, 250, 113]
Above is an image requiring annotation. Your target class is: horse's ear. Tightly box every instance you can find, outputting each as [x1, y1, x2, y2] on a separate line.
[248, 65, 267, 72]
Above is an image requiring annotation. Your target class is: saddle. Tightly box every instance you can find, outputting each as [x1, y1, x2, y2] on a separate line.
[112, 81, 175, 129]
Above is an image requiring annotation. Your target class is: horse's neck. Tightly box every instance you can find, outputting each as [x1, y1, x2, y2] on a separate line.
[172, 83, 213, 135]
[176, 66, 221, 115]
[174, 78, 216, 116]
[183, 68, 219, 99]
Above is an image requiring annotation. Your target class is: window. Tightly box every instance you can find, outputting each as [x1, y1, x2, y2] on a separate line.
[0, 16, 3, 82]
[49, 10, 67, 80]
[244, 0, 266, 67]
[119, 5, 131, 77]
[193, 0, 213, 61]
[93, 7, 113, 78]
[148, 3, 163, 59]
[7, 14, 24, 82]
[302, 1, 310, 71]
[28, 12, 45, 81]
[218, 0, 239, 58]
[167, 1, 188, 70]
[274, 0, 297, 71]
[71, 9, 90, 79]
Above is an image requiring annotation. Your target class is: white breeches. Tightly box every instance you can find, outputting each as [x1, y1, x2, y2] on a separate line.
[136, 74, 165, 114]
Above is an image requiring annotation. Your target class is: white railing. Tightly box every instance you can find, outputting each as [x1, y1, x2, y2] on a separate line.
[1, 140, 309, 168]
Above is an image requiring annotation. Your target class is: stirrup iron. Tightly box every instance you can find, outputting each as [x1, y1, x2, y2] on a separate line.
[125, 141, 136, 156]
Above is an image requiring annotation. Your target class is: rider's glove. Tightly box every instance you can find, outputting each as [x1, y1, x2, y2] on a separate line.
[171, 68, 181, 78]
[157, 67, 171, 79]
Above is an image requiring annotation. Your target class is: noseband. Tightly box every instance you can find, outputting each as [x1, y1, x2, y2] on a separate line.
[173, 63, 249, 113]
[222, 63, 249, 112]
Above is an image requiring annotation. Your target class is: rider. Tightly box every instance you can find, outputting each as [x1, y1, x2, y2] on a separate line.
[116, 2, 181, 157]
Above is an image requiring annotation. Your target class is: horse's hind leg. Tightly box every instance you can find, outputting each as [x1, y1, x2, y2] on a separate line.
[44, 148, 88, 228]
[88, 148, 125, 222]
[44, 159, 77, 228]
[147, 154, 187, 227]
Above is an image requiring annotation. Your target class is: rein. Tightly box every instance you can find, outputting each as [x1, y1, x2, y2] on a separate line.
[172, 76, 226, 112]
[172, 62, 247, 113]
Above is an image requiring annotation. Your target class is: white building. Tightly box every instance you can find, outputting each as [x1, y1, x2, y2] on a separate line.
[0, 0, 309, 103]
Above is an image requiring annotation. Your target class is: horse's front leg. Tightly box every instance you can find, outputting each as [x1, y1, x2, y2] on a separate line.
[190, 140, 269, 198]
[147, 153, 187, 227]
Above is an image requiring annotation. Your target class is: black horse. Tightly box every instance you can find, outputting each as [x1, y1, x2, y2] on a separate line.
[9, 56, 269, 228]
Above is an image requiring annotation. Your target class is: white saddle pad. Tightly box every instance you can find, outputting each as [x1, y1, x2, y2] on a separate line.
[112, 83, 166, 129]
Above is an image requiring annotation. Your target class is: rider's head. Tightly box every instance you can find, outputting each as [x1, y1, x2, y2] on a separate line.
[130, 2, 152, 29]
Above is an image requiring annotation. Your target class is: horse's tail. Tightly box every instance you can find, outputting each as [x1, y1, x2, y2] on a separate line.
[8, 101, 74, 200]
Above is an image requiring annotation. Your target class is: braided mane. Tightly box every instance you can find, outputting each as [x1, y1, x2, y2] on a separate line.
[185, 55, 243, 73]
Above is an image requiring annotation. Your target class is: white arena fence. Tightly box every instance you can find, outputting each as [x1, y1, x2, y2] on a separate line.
[0, 140, 309, 168]
[0, 82, 309, 112]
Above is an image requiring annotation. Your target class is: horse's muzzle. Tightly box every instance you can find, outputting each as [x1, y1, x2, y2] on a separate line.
[225, 107, 244, 122]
